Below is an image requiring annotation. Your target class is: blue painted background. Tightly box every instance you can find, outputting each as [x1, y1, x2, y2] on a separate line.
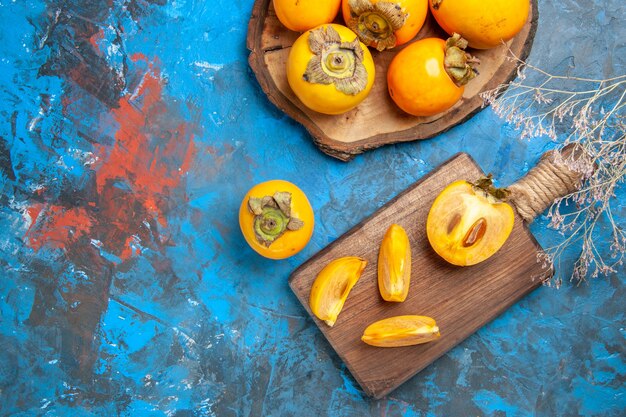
[0, 0, 624, 416]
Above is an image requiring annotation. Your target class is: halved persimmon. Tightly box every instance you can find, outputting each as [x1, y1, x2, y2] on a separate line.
[426, 177, 514, 266]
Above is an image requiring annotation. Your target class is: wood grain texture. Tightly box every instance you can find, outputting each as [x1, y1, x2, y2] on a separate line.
[247, 0, 539, 161]
[289, 153, 552, 398]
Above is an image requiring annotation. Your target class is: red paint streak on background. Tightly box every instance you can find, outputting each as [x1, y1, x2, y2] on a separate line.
[26, 206, 93, 251]
[119, 236, 139, 260]
[97, 66, 180, 228]
[26, 56, 195, 260]
[88, 29, 105, 51]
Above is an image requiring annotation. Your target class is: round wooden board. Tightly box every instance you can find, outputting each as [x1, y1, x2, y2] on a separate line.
[247, 0, 538, 161]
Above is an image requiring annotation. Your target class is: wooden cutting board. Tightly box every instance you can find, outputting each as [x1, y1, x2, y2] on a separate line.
[289, 153, 553, 398]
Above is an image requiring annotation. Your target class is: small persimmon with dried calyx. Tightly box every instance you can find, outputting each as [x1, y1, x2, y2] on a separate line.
[426, 176, 515, 266]
[387, 34, 479, 117]
[287, 24, 375, 115]
[239, 180, 314, 259]
[341, 0, 428, 51]
[273, 0, 342, 32]
[378, 224, 411, 302]
[361, 315, 440, 347]
[429, 0, 530, 49]
[310, 256, 367, 327]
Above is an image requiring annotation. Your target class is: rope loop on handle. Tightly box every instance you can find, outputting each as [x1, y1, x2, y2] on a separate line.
[508, 145, 589, 223]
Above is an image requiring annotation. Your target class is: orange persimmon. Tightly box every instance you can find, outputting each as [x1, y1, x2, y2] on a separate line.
[426, 177, 515, 266]
[378, 224, 411, 302]
[287, 24, 375, 115]
[387, 34, 478, 117]
[342, 0, 428, 51]
[310, 256, 368, 327]
[429, 0, 530, 49]
[239, 180, 314, 259]
[273, 0, 342, 32]
[362, 315, 440, 347]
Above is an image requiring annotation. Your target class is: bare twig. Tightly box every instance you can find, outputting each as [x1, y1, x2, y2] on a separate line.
[481, 50, 625, 287]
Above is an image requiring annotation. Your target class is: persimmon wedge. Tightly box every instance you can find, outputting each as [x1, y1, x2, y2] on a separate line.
[362, 315, 440, 347]
[378, 224, 411, 302]
[309, 257, 367, 327]
[426, 177, 514, 266]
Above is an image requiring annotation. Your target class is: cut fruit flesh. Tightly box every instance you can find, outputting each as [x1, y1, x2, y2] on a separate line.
[426, 180, 514, 266]
[362, 315, 441, 347]
[309, 256, 367, 327]
[378, 224, 411, 302]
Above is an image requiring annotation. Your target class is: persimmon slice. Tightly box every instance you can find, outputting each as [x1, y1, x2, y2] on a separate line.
[309, 256, 367, 327]
[361, 315, 440, 347]
[378, 224, 411, 302]
[426, 179, 515, 266]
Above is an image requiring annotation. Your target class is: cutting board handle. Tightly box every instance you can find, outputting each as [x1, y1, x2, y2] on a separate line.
[508, 144, 591, 223]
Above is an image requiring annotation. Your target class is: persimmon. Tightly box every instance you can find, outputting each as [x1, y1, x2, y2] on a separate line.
[387, 34, 478, 117]
[309, 257, 368, 327]
[273, 0, 342, 32]
[341, 0, 428, 51]
[361, 315, 440, 347]
[378, 224, 411, 302]
[239, 180, 314, 259]
[429, 0, 529, 49]
[426, 177, 515, 266]
[287, 24, 375, 115]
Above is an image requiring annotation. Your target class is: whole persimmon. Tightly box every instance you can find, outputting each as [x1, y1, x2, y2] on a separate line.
[429, 0, 529, 49]
[273, 0, 342, 32]
[239, 180, 314, 259]
[387, 34, 478, 117]
[287, 24, 375, 115]
[342, 0, 428, 51]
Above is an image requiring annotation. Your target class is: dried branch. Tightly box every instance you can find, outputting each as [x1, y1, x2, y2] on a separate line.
[481, 50, 625, 287]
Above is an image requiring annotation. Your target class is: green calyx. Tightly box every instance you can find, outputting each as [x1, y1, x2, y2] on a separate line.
[248, 192, 304, 247]
[254, 207, 289, 245]
[323, 50, 356, 78]
[444, 33, 480, 87]
[304, 25, 368, 95]
[347, 0, 407, 51]
[471, 174, 510, 202]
